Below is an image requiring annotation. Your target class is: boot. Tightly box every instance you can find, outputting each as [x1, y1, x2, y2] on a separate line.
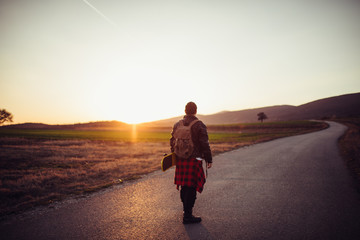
[183, 211, 202, 224]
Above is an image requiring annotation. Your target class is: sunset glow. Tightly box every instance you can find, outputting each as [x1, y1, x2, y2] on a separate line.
[1, 0, 359, 124]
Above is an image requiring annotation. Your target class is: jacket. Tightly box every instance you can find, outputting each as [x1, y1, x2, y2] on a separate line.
[170, 115, 212, 163]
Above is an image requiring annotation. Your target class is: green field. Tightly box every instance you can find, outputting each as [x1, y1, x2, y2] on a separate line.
[0, 129, 170, 142]
[0, 120, 327, 143]
[0, 128, 284, 143]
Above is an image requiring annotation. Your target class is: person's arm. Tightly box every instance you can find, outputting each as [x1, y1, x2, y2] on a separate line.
[198, 122, 212, 164]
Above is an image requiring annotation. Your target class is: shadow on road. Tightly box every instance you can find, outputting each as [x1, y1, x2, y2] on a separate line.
[184, 223, 213, 240]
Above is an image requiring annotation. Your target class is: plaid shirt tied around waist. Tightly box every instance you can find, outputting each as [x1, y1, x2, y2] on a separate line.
[174, 157, 206, 193]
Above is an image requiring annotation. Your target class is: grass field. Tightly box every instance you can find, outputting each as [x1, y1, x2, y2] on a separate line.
[0, 120, 328, 217]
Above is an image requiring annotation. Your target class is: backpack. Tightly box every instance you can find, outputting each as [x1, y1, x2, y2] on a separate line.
[173, 119, 200, 159]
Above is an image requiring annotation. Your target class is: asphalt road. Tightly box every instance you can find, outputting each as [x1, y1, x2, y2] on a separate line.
[1, 121, 360, 240]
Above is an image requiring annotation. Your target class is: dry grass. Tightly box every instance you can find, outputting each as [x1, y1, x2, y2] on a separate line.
[336, 118, 360, 181]
[0, 138, 169, 216]
[0, 121, 328, 217]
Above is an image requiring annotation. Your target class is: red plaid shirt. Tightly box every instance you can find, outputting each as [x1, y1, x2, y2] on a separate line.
[174, 157, 206, 193]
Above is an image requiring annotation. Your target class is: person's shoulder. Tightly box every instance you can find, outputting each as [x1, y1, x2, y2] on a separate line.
[172, 121, 179, 129]
[193, 119, 207, 129]
[173, 118, 184, 128]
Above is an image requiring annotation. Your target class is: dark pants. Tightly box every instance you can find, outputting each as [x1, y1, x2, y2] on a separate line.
[180, 186, 197, 216]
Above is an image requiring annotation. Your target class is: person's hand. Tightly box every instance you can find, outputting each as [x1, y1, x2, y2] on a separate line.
[207, 162, 212, 169]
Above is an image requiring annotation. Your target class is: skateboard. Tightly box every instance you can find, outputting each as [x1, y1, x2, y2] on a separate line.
[161, 153, 177, 172]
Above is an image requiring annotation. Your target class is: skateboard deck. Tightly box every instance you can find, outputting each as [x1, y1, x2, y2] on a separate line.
[161, 153, 177, 172]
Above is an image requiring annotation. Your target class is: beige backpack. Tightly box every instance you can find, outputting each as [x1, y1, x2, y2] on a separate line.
[173, 120, 200, 159]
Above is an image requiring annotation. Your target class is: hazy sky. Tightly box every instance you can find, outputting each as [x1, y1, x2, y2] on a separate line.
[1, 0, 359, 124]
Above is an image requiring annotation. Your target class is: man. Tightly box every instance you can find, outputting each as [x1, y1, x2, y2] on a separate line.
[170, 102, 212, 224]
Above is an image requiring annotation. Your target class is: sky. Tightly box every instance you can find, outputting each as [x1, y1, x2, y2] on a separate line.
[1, 0, 359, 124]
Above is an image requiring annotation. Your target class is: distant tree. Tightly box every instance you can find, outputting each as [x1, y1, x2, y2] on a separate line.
[0, 109, 13, 125]
[257, 112, 267, 123]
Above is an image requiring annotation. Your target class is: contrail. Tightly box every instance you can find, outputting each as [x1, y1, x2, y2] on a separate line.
[82, 0, 117, 27]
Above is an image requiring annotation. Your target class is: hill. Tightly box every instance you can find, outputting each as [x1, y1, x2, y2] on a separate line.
[277, 92, 360, 121]
[148, 92, 360, 125]
[2, 92, 359, 129]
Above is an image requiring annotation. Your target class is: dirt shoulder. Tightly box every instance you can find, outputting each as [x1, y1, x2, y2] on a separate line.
[336, 118, 360, 183]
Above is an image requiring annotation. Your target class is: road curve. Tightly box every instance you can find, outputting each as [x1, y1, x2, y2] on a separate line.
[1, 121, 360, 240]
